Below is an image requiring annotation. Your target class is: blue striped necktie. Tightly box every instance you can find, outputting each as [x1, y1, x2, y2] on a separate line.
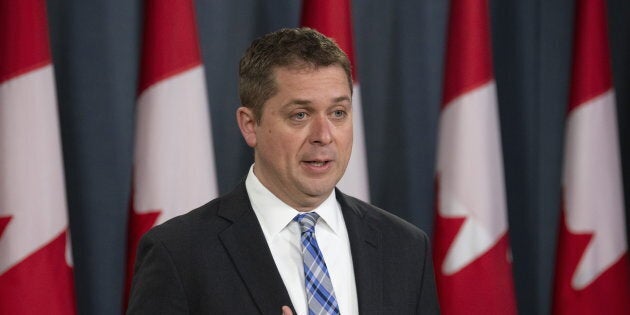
[294, 212, 341, 315]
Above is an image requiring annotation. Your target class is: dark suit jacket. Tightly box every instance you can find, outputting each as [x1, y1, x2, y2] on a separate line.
[127, 182, 440, 314]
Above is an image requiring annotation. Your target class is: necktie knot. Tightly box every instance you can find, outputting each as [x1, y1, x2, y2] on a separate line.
[294, 212, 320, 234]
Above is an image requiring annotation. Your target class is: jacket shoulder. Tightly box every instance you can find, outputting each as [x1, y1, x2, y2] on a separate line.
[337, 191, 429, 242]
[142, 182, 250, 244]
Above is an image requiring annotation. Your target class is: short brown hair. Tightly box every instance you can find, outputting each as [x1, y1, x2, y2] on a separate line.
[239, 27, 353, 122]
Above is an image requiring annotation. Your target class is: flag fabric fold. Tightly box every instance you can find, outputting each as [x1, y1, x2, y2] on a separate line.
[301, 0, 370, 202]
[125, 0, 218, 302]
[552, 0, 630, 313]
[433, 0, 517, 313]
[0, 0, 77, 313]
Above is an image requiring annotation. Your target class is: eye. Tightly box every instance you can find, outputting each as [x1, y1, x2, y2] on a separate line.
[332, 110, 347, 119]
[292, 112, 308, 120]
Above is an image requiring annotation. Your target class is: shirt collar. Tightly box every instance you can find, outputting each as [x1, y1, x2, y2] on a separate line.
[245, 165, 342, 241]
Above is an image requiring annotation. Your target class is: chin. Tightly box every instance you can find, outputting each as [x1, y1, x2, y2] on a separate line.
[301, 181, 337, 197]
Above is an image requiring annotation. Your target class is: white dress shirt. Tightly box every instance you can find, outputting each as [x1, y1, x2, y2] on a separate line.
[245, 166, 359, 315]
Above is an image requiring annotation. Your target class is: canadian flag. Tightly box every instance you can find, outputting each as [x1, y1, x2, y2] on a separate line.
[301, 0, 370, 202]
[125, 0, 218, 301]
[0, 0, 77, 313]
[552, 0, 630, 313]
[433, 0, 517, 313]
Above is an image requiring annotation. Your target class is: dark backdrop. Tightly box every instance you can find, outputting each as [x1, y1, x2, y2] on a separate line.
[45, 0, 630, 314]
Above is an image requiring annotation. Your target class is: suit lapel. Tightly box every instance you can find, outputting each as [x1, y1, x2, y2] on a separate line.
[337, 190, 383, 315]
[218, 184, 295, 315]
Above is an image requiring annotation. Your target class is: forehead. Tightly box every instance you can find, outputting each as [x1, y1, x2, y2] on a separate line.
[271, 64, 350, 91]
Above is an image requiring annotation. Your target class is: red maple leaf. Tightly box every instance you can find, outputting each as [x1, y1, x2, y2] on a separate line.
[552, 210, 630, 315]
[433, 176, 517, 314]
[0, 216, 12, 239]
[0, 230, 76, 314]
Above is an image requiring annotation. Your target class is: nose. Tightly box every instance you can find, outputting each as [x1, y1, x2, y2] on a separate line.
[309, 115, 333, 146]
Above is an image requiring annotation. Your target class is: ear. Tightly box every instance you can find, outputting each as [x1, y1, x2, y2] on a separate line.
[236, 106, 257, 148]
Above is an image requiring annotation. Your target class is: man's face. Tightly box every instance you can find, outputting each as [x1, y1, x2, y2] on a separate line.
[238, 65, 353, 211]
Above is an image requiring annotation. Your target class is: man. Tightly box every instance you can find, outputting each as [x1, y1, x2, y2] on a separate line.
[127, 28, 440, 315]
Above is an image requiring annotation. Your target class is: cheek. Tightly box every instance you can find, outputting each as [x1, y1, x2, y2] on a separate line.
[262, 129, 298, 156]
[338, 127, 353, 149]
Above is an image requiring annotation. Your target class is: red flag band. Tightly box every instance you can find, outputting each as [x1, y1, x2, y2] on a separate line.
[433, 0, 518, 313]
[552, 0, 630, 313]
[0, 0, 77, 313]
[125, 0, 218, 305]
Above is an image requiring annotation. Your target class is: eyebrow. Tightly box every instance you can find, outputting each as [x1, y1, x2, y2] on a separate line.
[284, 96, 352, 108]
[332, 96, 352, 104]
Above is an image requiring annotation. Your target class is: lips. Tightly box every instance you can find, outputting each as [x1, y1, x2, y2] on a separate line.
[301, 159, 333, 173]
[306, 160, 328, 167]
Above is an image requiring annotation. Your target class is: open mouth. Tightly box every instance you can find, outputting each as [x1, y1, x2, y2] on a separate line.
[305, 160, 330, 167]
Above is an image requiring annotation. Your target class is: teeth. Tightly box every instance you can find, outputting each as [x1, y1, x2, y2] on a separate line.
[310, 161, 324, 167]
